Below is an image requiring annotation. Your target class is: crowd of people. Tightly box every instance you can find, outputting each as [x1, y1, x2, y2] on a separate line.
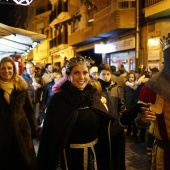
[0, 33, 169, 170]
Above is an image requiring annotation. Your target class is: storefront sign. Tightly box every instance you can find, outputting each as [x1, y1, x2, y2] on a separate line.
[148, 50, 160, 61]
[111, 37, 135, 52]
[94, 37, 135, 53]
[94, 44, 116, 53]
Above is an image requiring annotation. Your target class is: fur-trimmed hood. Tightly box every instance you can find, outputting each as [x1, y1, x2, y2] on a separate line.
[0, 75, 27, 91]
[60, 80, 98, 108]
[12, 75, 28, 91]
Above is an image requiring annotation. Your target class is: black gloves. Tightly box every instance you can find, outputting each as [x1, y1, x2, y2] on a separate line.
[120, 101, 149, 127]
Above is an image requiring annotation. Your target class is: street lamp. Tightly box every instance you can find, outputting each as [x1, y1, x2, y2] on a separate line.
[13, 0, 33, 6]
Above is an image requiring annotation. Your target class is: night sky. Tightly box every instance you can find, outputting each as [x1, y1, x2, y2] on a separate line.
[0, 1, 16, 26]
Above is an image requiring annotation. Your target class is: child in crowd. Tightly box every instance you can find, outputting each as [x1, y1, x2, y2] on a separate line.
[89, 66, 98, 80]
[52, 66, 67, 94]
[123, 70, 138, 138]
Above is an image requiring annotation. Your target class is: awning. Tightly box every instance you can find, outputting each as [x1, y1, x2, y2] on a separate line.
[0, 23, 46, 59]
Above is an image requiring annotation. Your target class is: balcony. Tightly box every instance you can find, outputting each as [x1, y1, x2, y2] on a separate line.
[49, 32, 68, 51]
[49, 1, 70, 27]
[35, 3, 52, 19]
[69, 1, 136, 46]
[145, 0, 163, 7]
[144, 0, 170, 18]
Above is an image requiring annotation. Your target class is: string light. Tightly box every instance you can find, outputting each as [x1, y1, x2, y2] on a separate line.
[13, 0, 33, 6]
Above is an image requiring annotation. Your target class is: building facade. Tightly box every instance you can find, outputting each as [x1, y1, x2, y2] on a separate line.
[22, 0, 136, 69]
[141, 0, 170, 71]
[23, 0, 170, 71]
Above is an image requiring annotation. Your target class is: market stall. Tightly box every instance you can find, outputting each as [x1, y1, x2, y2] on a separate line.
[0, 23, 46, 59]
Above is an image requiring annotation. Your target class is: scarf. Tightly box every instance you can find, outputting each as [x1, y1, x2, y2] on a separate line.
[0, 80, 14, 103]
[98, 78, 117, 91]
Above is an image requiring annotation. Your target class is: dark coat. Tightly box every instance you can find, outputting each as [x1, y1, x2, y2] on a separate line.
[37, 81, 123, 170]
[21, 71, 43, 104]
[123, 84, 137, 109]
[98, 79, 126, 119]
[0, 76, 41, 170]
[41, 80, 55, 109]
[98, 79, 126, 170]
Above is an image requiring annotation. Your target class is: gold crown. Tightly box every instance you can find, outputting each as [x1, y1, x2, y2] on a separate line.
[65, 56, 91, 69]
[160, 33, 170, 51]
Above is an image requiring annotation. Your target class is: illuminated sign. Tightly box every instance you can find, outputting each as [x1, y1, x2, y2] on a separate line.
[95, 37, 135, 53]
[147, 37, 160, 50]
[94, 44, 116, 53]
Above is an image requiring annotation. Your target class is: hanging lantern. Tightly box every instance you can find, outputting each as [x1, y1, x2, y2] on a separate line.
[13, 0, 33, 6]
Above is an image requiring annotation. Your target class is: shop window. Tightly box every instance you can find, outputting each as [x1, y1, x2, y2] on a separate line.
[110, 50, 136, 71]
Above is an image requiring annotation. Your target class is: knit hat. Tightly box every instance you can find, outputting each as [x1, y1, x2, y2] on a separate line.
[90, 66, 98, 75]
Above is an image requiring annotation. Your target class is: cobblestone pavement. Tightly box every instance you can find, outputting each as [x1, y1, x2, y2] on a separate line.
[125, 136, 150, 170]
[34, 135, 151, 170]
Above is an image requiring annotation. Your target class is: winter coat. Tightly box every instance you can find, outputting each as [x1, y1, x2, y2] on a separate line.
[41, 80, 55, 109]
[98, 79, 126, 170]
[21, 71, 43, 104]
[123, 82, 137, 109]
[42, 72, 56, 85]
[0, 76, 41, 170]
[98, 79, 126, 119]
[111, 74, 125, 88]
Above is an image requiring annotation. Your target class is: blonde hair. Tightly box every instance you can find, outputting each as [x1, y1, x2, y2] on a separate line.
[0, 57, 17, 81]
[0, 57, 27, 90]
[89, 80, 102, 98]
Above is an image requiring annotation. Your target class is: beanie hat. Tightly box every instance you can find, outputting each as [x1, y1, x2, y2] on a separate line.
[90, 66, 98, 75]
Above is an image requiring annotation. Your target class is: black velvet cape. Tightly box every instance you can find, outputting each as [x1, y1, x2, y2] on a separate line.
[36, 81, 125, 170]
